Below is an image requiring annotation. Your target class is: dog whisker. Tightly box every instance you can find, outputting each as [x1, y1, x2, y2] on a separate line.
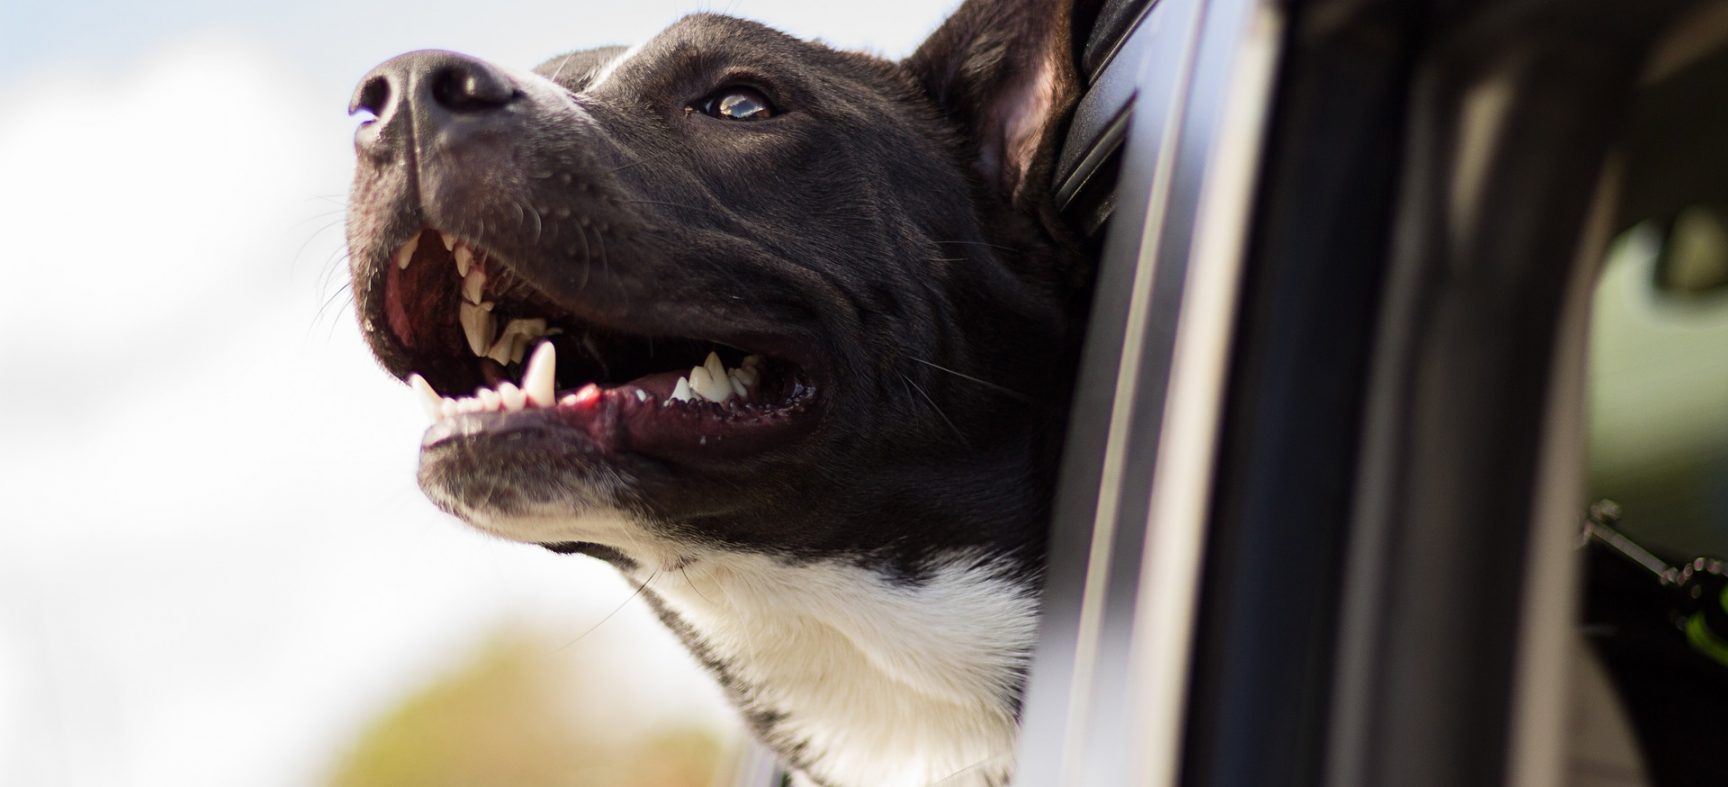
[901, 373, 973, 450]
[679, 564, 714, 604]
[546, 53, 578, 84]
[556, 569, 661, 652]
[573, 221, 595, 291]
[312, 280, 356, 328]
[604, 148, 684, 176]
[934, 239, 1019, 253]
[614, 198, 732, 221]
[927, 751, 1013, 786]
[911, 357, 1040, 405]
[314, 234, 355, 291]
[515, 196, 545, 246]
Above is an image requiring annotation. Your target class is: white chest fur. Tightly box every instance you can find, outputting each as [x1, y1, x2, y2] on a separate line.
[644, 552, 1038, 787]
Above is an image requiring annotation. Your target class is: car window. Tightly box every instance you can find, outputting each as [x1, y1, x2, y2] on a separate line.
[1590, 218, 1728, 557]
[1576, 15, 1728, 785]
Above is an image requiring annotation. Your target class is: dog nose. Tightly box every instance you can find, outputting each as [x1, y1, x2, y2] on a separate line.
[349, 50, 519, 158]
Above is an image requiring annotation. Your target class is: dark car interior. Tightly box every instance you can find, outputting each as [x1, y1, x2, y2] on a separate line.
[1017, 1, 1728, 786]
[746, 1, 1728, 784]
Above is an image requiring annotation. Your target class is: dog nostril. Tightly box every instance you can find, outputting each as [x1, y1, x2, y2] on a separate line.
[350, 74, 393, 119]
[429, 64, 517, 113]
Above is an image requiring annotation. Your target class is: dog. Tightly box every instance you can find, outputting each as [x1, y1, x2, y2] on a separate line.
[345, 1, 1086, 784]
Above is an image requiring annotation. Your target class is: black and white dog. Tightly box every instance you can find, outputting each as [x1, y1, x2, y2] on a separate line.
[346, 1, 1086, 784]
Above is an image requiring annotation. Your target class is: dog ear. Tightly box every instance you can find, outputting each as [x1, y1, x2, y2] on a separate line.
[905, 0, 1082, 209]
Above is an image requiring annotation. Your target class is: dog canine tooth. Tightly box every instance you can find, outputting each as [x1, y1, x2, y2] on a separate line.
[408, 374, 442, 419]
[497, 382, 527, 411]
[522, 342, 556, 406]
[461, 267, 486, 303]
[459, 302, 496, 356]
[670, 376, 694, 403]
[392, 233, 419, 270]
[454, 245, 475, 277]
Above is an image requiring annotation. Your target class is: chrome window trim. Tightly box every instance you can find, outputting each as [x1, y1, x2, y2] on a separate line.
[1122, 4, 1282, 785]
[1013, 0, 1282, 782]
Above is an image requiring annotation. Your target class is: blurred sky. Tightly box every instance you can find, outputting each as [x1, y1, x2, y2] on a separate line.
[0, 1, 954, 785]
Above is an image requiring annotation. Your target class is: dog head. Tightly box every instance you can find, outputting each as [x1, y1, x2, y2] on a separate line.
[346, 0, 1083, 577]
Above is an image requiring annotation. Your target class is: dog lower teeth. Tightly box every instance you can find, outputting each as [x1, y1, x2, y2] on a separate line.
[408, 348, 770, 423]
[521, 341, 556, 405]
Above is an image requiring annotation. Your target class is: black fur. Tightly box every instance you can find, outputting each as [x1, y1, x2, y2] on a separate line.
[347, 0, 1086, 781]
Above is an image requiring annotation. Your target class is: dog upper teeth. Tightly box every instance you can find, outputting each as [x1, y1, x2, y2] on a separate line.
[393, 233, 420, 270]
[459, 302, 495, 356]
[668, 352, 766, 405]
[461, 267, 486, 304]
[439, 231, 457, 252]
[454, 245, 476, 277]
[687, 364, 731, 403]
[485, 318, 548, 365]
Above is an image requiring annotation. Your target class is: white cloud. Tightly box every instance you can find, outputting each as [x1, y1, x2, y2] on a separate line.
[0, 36, 731, 787]
[0, 4, 969, 782]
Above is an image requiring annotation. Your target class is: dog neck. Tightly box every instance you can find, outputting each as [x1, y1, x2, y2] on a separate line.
[632, 550, 1038, 787]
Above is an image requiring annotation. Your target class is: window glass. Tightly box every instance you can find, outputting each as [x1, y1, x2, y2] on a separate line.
[1589, 217, 1728, 555]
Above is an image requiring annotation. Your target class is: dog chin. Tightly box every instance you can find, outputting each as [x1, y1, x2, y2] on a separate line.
[439, 497, 668, 561]
[464, 507, 646, 550]
[417, 455, 645, 546]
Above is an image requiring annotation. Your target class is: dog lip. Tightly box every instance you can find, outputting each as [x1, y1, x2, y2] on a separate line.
[418, 376, 820, 461]
[362, 225, 831, 462]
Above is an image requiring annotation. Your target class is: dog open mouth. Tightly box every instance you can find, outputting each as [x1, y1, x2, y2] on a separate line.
[379, 227, 820, 459]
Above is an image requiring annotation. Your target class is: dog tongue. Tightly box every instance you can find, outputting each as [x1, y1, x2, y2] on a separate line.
[620, 369, 687, 401]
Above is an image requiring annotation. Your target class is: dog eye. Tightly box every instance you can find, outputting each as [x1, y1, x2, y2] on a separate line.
[696, 87, 776, 120]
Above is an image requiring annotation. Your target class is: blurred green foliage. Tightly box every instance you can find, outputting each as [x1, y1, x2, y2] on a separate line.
[327, 629, 725, 787]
